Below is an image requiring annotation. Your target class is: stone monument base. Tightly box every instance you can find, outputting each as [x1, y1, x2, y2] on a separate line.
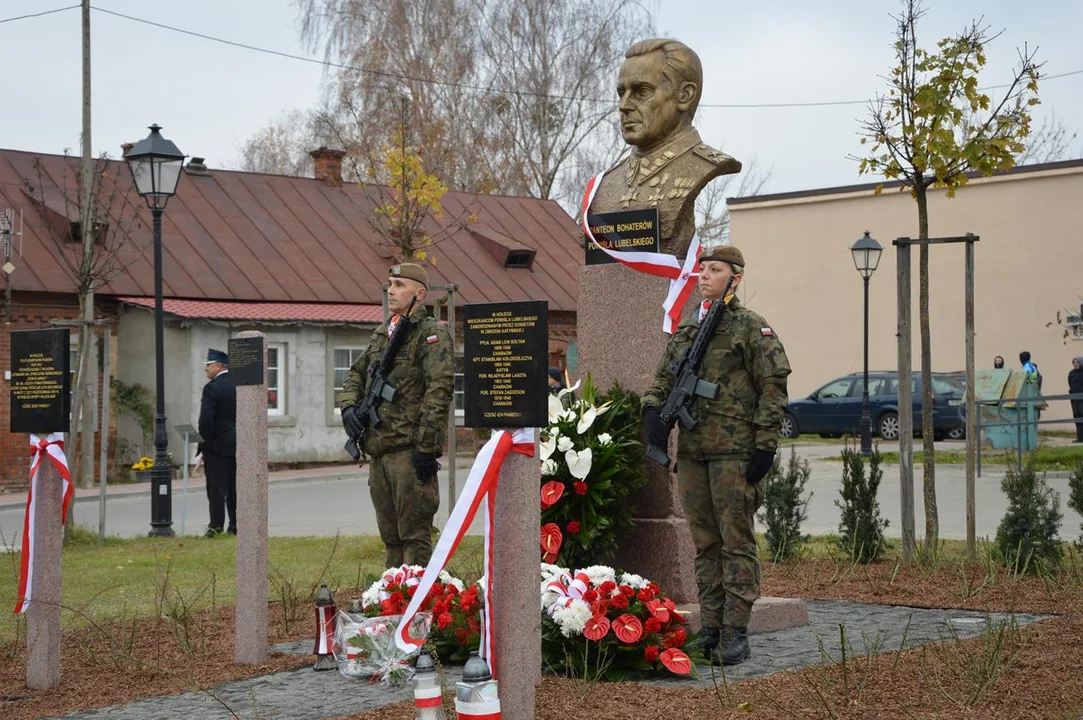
[613, 517, 698, 604]
[678, 597, 811, 634]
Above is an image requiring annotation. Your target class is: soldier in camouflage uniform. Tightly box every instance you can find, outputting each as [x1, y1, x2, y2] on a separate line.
[339, 263, 455, 568]
[642, 245, 791, 665]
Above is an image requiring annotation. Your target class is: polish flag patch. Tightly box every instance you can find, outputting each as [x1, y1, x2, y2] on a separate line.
[426, 334, 439, 344]
[760, 327, 774, 336]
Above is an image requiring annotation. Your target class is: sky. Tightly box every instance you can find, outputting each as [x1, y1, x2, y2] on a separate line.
[0, 0, 1080, 197]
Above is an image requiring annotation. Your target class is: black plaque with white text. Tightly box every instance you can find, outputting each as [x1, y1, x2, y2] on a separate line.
[227, 336, 265, 387]
[10, 329, 70, 433]
[463, 301, 548, 428]
[584, 208, 660, 265]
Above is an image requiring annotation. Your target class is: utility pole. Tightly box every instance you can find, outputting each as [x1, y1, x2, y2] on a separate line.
[73, 0, 98, 489]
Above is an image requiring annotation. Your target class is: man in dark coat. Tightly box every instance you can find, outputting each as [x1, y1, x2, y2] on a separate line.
[1069, 356, 1083, 443]
[198, 348, 237, 536]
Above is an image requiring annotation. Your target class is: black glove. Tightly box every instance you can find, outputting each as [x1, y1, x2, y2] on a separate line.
[746, 448, 777, 484]
[341, 405, 364, 439]
[642, 406, 670, 449]
[413, 450, 440, 485]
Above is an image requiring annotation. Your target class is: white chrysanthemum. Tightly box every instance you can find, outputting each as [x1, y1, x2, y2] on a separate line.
[579, 565, 616, 587]
[362, 578, 383, 609]
[540, 563, 568, 581]
[539, 432, 557, 460]
[565, 447, 592, 479]
[541, 458, 559, 476]
[557, 436, 574, 452]
[552, 598, 591, 637]
[597, 433, 612, 446]
[618, 572, 649, 590]
[438, 570, 464, 592]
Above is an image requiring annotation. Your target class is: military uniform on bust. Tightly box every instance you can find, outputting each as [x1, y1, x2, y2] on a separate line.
[642, 245, 791, 665]
[338, 263, 455, 568]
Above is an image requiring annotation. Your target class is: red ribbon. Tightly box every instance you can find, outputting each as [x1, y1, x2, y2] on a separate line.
[15, 434, 73, 615]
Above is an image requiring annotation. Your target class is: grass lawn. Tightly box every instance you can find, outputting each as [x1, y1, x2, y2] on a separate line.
[861, 444, 1083, 472]
[0, 531, 486, 642]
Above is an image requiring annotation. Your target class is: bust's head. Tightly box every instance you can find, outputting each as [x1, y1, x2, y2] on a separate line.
[617, 39, 702, 154]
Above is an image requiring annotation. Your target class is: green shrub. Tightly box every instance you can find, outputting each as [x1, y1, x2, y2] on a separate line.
[1069, 460, 1083, 546]
[994, 460, 1063, 572]
[758, 448, 812, 561]
[835, 448, 888, 563]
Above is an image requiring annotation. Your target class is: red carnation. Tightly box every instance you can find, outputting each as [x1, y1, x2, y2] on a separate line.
[582, 589, 598, 603]
[644, 645, 660, 662]
[407, 584, 418, 598]
[437, 612, 453, 630]
[566, 521, 581, 535]
[573, 481, 588, 495]
[672, 628, 687, 647]
[611, 594, 629, 610]
[637, 587, 655, 602]
[645, 617, 663, 634]
[599, 580, 617, 595]
[619, 585, 635, 597]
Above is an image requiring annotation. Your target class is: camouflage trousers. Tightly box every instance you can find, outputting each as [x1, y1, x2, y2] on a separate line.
[677, 455, 765, 629]
[369, 448, 440, 568]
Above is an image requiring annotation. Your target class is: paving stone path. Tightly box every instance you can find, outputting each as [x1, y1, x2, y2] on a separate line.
[53, 601, 1048, 719]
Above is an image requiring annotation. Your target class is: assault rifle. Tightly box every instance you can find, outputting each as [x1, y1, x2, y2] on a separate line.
[646, 277, 736, 468]
[344, 297, 417, 462]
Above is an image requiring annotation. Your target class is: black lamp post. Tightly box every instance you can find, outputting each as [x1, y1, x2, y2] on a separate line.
[125, 124, 185, 537]
[850, 231, 883, 457]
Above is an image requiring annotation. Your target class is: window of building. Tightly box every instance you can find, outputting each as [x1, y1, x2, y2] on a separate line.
[267, 343, 285, 416]
[332, 347, 366, 414]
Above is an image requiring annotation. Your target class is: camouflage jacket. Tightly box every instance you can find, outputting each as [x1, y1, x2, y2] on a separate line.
[642, 298, 791, 460]
[338, 309, 455, 458]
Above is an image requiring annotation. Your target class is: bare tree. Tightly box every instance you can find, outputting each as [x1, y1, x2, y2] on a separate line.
[1016, 111, 1080, 165]
[236, 109, 319, 177]
[23, 153, 148, 487]
[695, 153, 773, 248]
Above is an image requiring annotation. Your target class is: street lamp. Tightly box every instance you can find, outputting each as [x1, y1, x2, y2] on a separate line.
[125, 124, 185, 537]
[850, 230, 883, 457]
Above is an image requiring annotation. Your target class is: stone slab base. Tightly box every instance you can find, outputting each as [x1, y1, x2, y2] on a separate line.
[678, 597, 810, 635]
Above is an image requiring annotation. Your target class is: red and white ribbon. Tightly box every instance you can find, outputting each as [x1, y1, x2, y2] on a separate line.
[544, 571, 590, 615]
[14, 433, 73, 615]
[313, 601, 337, 655]
[582, 173, 702, 334]
[394, 428, 535, 678]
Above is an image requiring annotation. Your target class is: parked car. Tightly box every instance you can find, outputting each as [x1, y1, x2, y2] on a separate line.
[781, 371, 966, 441]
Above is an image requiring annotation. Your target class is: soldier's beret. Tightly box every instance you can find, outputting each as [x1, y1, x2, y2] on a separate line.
[389, 262, 429, 289]
[205, 348, 229, 365]
[698, 244, 745, 268]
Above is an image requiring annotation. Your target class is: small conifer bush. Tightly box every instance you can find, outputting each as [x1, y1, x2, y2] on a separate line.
[836, 447, 889, 563]
[758, 448, 812, 561]
[995, 460, 1063, 573]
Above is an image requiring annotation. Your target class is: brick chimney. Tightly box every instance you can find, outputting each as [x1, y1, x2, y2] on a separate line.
[310, 147, 346, 186]
[120, 142, 135, 156]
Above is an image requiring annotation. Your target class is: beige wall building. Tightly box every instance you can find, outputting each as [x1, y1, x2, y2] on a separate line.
[727, 160, 1083, 422]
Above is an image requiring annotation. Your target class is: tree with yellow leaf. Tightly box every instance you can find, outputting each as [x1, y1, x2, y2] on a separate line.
[855, 0, 1041, 556]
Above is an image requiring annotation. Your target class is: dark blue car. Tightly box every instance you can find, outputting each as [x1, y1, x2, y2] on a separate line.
[781, 371, 966, 440]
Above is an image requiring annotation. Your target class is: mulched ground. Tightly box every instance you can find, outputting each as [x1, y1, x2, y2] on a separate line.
[3, 556, 1083, 719]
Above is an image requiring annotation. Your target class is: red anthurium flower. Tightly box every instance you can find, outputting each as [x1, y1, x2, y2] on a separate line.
[644, 645, 660, 662]
[613, 613, 644, 644]
[543, 551, 558, 563]
[573, 481, 588, 495]
[660, 648, 692, 675]
[541, 481, 565, 509]
[541, 523, 563, 559]
[583, 614, 610, 641]
[566, 521, 580, 534]
[645, 599, 670, 623]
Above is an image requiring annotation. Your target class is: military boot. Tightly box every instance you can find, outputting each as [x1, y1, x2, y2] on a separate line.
[713, 625, 750, 666]
[685, 626, 721, 652]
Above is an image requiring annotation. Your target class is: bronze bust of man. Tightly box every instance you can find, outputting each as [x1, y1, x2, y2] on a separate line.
[588, 38, 741, 256]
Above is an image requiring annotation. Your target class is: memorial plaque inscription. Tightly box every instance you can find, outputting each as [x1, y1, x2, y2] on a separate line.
[10, 329, 70, 433]
[228, 336, 265, 387]
[584, 208, 660, 265]
[463, 301, 548, 428]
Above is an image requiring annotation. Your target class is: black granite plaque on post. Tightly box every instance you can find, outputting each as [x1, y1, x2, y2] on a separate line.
[584, 208, 660, 265]
[10, 329, 70, 433]
[463, 301, 548, 428]
[227, 336, 265, 387]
